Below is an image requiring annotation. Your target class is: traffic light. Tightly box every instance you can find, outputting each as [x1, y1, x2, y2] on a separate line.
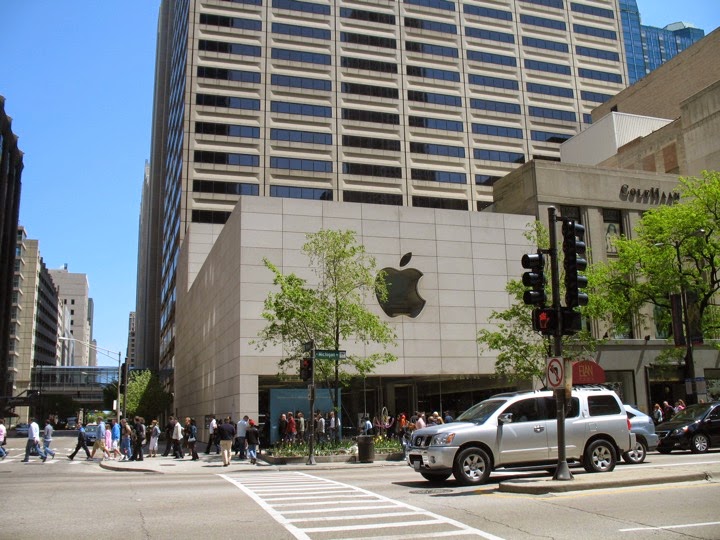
[532, 308, 557, 335]
[300, 357, 313, 382]
[522, 251, 546, 306]
[562, 219, 588, 308]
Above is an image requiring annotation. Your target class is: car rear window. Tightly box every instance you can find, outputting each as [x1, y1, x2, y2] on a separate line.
[588, 395, 621, 416]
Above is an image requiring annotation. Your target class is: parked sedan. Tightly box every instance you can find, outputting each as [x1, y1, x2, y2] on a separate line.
[622, 405, 659, 464]
[656, 402, 720, 454]
[84, 424, 98, 444]
[14, 423, 29, 437]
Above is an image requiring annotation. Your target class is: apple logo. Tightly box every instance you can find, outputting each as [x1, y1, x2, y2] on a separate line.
[376, 252, 426, 318]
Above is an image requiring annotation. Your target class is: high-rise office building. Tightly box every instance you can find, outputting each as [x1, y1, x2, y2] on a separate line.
[0, 97, 24, 412]
[127, 311, 137, 368]
[48, 266, 93, 366]
[141, 0, 627, 383]
[619, 0, 704, 85]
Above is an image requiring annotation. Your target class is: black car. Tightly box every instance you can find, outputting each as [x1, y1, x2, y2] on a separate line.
[656, 402, 720, 454]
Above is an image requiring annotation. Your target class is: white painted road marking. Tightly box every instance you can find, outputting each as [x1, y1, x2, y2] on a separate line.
[619, 520, 720, 532]
[220, 471, 506, 540]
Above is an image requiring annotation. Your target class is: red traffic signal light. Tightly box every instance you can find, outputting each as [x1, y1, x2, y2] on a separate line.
[300, 357, 313, 381]
[532, 308, 557, 335]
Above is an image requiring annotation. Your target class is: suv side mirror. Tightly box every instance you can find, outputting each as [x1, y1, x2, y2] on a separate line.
[498, 413, 513, 424]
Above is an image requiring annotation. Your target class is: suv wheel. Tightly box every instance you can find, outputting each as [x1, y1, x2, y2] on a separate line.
[583, 439, 616, 473]
[622, 440, 647, 464]
[691, 433, 709, 453]
[421, 472, 451, 483]
[453, 447, 491, 485]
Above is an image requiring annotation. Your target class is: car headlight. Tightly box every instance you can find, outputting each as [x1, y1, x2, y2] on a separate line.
[431, 433, 456, 446]
[672, 426, 689, 436]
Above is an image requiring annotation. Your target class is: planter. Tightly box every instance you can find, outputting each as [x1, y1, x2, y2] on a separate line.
[262, 452, 404, 465]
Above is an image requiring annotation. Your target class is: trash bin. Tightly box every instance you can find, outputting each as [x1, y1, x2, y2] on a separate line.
[357, 435, 375, 463]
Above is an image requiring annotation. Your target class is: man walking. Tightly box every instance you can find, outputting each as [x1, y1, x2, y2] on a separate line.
[171, 416, 184, 459]
[205, 415, 218, 454]
[130, 416, 144, 461]
[23, 418, 47, 462]
[42, 419, 56, 459]
[217, 417, 236, 467]
[90, 416, 107, 460]
[110, 419, 121, 459]
[235, 415, 249, 460]
[68, 422, 91, 460]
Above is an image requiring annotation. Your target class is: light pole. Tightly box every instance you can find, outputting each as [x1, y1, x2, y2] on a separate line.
[58, 337, 123, 421]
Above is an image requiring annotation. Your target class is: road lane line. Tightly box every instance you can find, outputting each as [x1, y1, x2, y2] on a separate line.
[619, 520, 720, 532]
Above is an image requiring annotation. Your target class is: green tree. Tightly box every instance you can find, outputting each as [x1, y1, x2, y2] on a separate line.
[255, 229, 397, 437]
[120, 370, 172, 420]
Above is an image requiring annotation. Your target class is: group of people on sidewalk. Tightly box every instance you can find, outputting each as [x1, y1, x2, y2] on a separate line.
[204, 415, 260, 466]
[15, 417, 57, 462]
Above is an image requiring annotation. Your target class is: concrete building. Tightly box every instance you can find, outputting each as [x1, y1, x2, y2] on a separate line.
[0, 97, 24, 415]
[48, 266, 93, 367]
[619, 0, 705, 85]
[142, 0, 628, 391]
[127, 311, 137, 369]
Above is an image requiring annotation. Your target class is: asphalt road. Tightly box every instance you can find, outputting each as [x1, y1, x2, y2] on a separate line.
[2, 436, 719, 539]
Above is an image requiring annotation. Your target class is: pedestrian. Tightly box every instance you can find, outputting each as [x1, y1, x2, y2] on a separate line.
[328, 411, 337, 442]
[675, 399, 686, 413]
[246, 419, 260, 465]
[205, 415, 218, 454]
[235, 415, 248, 459]
[217, 416, 236, 466]
[68, 422, 91, 460]
[110, 419, 121, 459]
[287, 412, 296, 443]
[90, 416, 107, 460]
[104, 421, 113, 459]
[278, 413, 288, 443]
[296, 411, 305, 442]
[172, 416, 184, 459]
[162, 418, 173, 457]
[42, 419, 56, 459]
[444, 411, 453, 424]
[187, 418, 199, 461]
[315, 411, 325, 443]
[148, 419, 160, 457]
[120, 418, 134, 461]
[662, 401, 674, 422]
[652, 403, 663, 425]
[0, 419, 7, 459]
[415, 412, 426, 430]
[130, 416, 144, 461]
[23, 417, 47, 462]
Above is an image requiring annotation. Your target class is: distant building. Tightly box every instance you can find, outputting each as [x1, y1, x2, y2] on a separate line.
[620, 0, 705, 84]
[48, 266, 93, 366]
[127, 311, 136, 368]
[0, 96, 24, 413]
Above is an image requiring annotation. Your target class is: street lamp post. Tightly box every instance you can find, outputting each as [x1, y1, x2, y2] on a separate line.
[58, 337, 123, 421]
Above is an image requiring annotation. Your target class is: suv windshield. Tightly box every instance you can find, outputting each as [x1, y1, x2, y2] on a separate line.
[456, 399, 506, 423]
[670, 403, 712, 422]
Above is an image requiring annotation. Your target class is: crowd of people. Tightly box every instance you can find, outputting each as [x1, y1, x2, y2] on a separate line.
[652, 399, 687, 424]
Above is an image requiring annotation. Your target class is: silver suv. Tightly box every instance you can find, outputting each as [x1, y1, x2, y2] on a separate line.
[407, 387, 635, 485]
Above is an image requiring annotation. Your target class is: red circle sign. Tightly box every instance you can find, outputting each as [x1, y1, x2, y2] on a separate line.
[547, 357, 564, 389]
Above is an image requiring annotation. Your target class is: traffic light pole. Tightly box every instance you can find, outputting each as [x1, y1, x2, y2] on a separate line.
[548, 206, 573, 481]
[307, 343, 316, 466]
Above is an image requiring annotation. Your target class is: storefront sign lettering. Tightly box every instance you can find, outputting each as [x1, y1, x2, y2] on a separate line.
[620, 184, 680, 205]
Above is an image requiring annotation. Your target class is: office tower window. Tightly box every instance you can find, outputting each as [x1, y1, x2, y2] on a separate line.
[195, 122, 260, 138]
[341, 57, 398, 73]
[524, 59, 572, 75]
[192, 210, 232, 224]
[199, 40, 261, 57]
[271, 48, 331, 65]
[272, 0, 330, 15]
[197, 94, 261, 110]
[472, 124, 523, 139]
[342, 32, 397, 49]
[413, 196, 467, 210]
[272, 23, 331, 40]
[406, 41, 458, 58]
[199, 14, 262, 31]
[469, 75, 519, 90]
[526, 82, 573, 98]
[532, 155, 561, 161]
[581, 90, 613, 103]
[194, 151, 260, 167]
[342, 109, 400, 125]
[270, 157, 333, 172]
[343, 163, 402, 178]
[272, 129, 332, 145]
[529, 106, 576, 122]
[576, 45, 620, 61]
[193, 180, 259, 196]
[410, 142, 465, 158]
[342, 135, 400, 151]
[404, 17, 456, 34]
[520, 14, 566, 30]
[474, 149, 525, 164]
[522, 36, 569, 52]
[520, 0, 563, 8]
[475, 175, 502, 185]
[271, 101, 332, 117]
[463, 5, 512, 21]
[340, 8, 395, 25]
[342, 83, 398, 99]
[531, 130, 572, 143]
[407, 66, 460, 82]
[411, 169, 467, 184]
[270, 185, 333, 200]
[573, 24, 617, 40]
[222, 0, 262, 5]
[408, 90, 461, 107]
[583, 113, 593, 124]
[409, 116, 464, 132]
[578, 68, 623, 83]
[405, 0, 455, 11]
[343, 191, 403, 205]
[471, 98, 521, 114]
[571, 2, 614, 19]
[271, 74, 330, 91]
[465, 27, 515, 44]
[467, 50, 517, 66]
[196, 66, 261, 83]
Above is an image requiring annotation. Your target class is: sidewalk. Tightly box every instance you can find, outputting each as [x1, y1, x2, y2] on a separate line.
[98, 451, 720, 494]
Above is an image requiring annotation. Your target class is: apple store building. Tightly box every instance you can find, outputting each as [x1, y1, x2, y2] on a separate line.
[173, 195, 534, 439]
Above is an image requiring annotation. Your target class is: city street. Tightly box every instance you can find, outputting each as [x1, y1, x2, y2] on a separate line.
[2, 436, 719, 539]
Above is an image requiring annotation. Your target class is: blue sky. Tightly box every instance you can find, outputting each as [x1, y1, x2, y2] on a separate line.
[0, 1, 718, 366]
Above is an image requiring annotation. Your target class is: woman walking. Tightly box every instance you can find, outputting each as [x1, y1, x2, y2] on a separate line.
[148, 419, 160, 457]
[187, 418, 199, 461]
[246, 419, 260, 465]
